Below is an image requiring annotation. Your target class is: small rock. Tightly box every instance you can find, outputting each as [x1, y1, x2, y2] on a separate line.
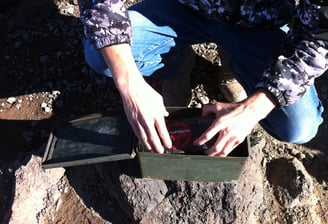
[6, 97, 16, 105]
[296, 152, 306, 160]
[14, 103, 21, 110]
[199, 95, 209, 104]
[41, 102, 48, 108]
[41, 102, 52, 113]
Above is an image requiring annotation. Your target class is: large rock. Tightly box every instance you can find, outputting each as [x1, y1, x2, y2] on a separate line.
[72, 138, 266, 223]
[261, 157, 323, 223]
[0, 153, 65, 224]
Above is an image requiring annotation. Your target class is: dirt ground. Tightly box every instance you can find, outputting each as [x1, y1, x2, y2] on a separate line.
[0, 0, 327, 223]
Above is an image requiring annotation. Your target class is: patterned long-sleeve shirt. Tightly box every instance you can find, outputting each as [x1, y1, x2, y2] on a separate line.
[77, 0, 328, 107]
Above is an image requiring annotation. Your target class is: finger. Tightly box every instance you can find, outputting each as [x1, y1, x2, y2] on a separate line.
[194, 119, 223, 146]
[215, 138, 237, 157]
[204, 132, 226, 156]
[132, 124, 152, 151]
[205, 134, 237, 157]
[155, 115, 172, 149]
[144, 120, 165, 154]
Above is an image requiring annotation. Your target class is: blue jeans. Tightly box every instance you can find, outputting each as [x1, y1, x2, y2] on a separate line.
[83, 0, 323, 144]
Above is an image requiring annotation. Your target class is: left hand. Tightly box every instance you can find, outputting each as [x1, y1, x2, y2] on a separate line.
[194, 90, 277, 156]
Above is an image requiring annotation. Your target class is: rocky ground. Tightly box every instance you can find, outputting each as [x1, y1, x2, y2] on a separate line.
[0, 0, 327, 223]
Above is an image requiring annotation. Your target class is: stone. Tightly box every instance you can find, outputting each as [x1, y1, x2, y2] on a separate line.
[88, 137, 265, 223]
[218, 78, 247, 103]
[6, 97, 16, 105]
[0, 153, 65, 224]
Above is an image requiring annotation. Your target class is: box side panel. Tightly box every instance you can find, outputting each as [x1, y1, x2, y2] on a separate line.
[138, 152, 245, 182]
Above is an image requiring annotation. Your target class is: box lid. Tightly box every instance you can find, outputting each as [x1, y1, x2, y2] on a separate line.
[42, 113, 137, 168]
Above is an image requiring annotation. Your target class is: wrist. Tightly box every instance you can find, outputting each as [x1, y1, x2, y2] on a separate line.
[243, 89, 277, 119]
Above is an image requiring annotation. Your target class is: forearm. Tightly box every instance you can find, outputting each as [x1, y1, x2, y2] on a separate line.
[257, 4, 328, 107]
[100, 44, 144, 96]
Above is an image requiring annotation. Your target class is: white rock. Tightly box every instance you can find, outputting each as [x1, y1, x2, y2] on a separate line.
[8, 154, 65, 224]
[6, 97, 16, 104]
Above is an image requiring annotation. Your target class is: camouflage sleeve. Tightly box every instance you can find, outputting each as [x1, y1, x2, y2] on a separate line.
[78, 0, 132, 49]
[256, 2, 328, 107]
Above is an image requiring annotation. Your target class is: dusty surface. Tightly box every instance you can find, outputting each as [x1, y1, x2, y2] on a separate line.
[0, 0, 327, 223]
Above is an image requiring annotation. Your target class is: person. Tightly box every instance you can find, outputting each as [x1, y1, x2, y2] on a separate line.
[77, 0, 328, 156]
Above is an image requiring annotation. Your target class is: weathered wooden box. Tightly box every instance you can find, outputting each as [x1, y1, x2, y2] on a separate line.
[42, 108, 250, 182]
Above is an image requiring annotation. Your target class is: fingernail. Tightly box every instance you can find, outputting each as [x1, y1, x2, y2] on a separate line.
[155, 145, 164, 154]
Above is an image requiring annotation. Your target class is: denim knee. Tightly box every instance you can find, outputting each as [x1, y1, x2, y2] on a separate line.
[261, 85, 323, 144]
[276, 118, 321, 144]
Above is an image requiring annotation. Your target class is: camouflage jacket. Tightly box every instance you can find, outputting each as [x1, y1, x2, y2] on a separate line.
[77, 0, 328, 107]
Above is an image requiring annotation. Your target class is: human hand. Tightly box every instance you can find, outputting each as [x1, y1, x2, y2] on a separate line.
[120, 77, 172, 153]
[100, 44, 172, 153]
[194, 90, 277, 156]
